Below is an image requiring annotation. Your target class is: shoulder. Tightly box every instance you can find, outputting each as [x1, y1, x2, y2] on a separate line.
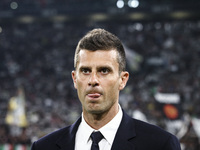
[135, 120, 180, 150]
[133, 118, 181, 149]
[121, 112, 181, 149]
[31, 117, 82, 150]
[37, 126, 70, 143]
[133, 118, 172, 138]
[123, 110, 176, 139]
[31, 126, 70, 150]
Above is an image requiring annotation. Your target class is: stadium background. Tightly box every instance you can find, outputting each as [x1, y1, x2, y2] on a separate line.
[0, 0, 200, 149]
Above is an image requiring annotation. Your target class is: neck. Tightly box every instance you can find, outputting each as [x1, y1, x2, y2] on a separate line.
[83, 103, 119, 130]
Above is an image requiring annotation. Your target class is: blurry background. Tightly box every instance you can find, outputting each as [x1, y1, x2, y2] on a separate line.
[0, 0, 200, 149]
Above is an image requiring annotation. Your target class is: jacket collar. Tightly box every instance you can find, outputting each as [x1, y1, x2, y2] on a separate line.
[55, 110, 136, 150]
[56, 117, 82, 150]
[111, 110, 136, 150]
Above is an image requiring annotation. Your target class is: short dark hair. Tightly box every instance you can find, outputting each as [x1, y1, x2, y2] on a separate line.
[74, 28, 126, 72]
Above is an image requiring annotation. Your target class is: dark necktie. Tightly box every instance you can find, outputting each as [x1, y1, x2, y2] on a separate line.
[90, 131, 104, 150]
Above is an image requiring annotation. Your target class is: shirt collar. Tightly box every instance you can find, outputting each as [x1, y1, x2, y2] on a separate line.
[80, 114, 94, 143]
[80, 105, 123, 145]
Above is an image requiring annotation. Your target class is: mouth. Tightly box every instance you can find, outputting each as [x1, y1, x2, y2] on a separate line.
[87, 93, 101, 98]
[86, 91, 102, 101]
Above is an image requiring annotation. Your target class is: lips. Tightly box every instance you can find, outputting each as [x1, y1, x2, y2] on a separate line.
[87, 93, 101, 98]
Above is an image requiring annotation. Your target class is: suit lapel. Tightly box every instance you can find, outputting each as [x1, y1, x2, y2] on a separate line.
[111, 110, 136, 150]
[53, 110, 136, 150]
[56, 117, 82, 150]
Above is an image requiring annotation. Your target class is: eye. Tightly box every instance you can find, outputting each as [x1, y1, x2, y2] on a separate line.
[81, 68, 91, 74]
[100, 68, 110, 74]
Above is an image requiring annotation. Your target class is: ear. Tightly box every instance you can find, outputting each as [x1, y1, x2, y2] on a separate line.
[72, 70, 77, 89]
[119, 71, 129, 90]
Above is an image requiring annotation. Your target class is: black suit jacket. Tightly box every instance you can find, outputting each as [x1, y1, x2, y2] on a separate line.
[31, 111, 181, 150]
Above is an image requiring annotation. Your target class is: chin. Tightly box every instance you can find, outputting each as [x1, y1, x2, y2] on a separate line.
[87, 107, 105, 115]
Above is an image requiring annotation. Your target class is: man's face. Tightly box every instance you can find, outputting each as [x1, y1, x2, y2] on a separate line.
[72, 49, 129, 115]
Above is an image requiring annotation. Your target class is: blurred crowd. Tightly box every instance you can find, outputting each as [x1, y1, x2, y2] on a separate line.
[0, 20, 200, 149]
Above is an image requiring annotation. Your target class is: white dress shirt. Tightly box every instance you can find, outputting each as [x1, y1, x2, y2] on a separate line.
[75, 105, 123, 150]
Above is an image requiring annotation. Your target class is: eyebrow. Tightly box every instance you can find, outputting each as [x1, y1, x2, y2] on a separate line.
[78, 65, 113, 71]
[97, 66, 113, 71]
[79, 66, 91, 70]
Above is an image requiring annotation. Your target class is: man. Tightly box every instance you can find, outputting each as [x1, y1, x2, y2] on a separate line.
[31, 28, 181, 150]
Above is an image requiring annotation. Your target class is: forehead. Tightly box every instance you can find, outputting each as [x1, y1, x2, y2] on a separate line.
[77, 49, 119, 68]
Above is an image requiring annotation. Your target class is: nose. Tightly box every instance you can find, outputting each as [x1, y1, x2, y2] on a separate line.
[88, 72, 99, 87]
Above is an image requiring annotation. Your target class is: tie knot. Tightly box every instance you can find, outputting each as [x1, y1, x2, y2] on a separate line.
[90, 131, 104, 144]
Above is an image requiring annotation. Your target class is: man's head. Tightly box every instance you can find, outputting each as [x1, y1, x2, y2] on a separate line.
[74, 28, 126, 73]
[72, 28, 129, 119]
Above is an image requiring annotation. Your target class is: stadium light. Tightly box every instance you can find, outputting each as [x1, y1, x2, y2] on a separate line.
[128, 0, 139, 8]
[10, 2, 18, 10]
[116, 0, 124, 9]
